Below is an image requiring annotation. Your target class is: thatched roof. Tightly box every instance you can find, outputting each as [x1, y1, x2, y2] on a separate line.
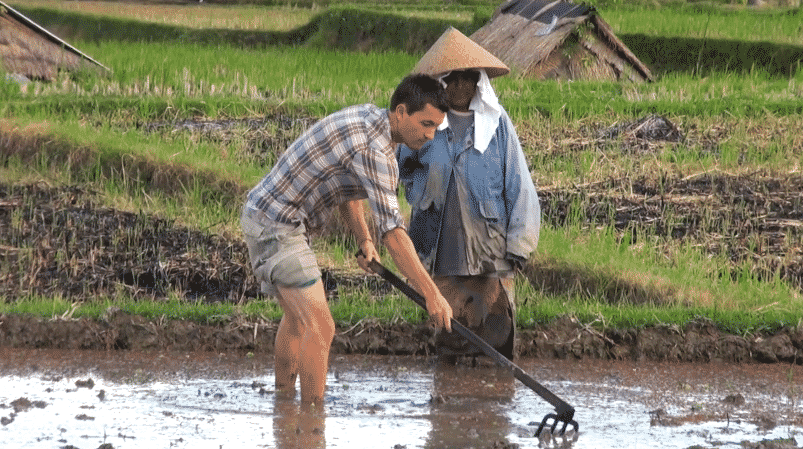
[0, 1, 108, 81]
[471, 0, 653, 82]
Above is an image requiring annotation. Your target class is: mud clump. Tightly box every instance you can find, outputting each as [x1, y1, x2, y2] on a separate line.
[1, 397, 47, 427]
[11, 397, 46, 413]
[75, 378, 94, 389]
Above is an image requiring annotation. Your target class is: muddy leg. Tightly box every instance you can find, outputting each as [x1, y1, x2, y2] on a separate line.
[433, 276, 515, 361]
[433, 276, 481, 363]
[276, 279, 334, 407]
[487, 277, 516, 360]
[274, 313, 302, 395]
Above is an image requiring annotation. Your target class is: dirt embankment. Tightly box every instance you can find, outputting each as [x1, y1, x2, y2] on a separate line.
[2, 309, 802, 366]
[1, 182, 803, 364]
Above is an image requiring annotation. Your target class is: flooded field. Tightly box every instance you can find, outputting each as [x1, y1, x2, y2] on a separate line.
[1, 348, 801, 449]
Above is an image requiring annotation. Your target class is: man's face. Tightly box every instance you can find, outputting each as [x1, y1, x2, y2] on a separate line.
[392, 103, 445, 151]
[443, 70, 479, 112]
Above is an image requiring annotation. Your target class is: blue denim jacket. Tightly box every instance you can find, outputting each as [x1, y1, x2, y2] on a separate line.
[397, 108, 541, 275]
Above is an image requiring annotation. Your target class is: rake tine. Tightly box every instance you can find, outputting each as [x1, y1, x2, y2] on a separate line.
[535, 412, 579, 437]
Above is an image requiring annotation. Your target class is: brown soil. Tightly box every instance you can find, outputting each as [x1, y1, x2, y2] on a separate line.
[1, 162, 803, 365]
[3, 307, 802, 365]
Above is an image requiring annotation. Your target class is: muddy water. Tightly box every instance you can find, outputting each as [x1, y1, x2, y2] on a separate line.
[1, 348, 801, 449]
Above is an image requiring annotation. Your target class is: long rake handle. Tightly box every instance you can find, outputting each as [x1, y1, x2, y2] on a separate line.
[366, 259, 576, 428]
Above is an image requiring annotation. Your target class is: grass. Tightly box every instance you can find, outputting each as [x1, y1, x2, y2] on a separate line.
[498, 72, 803, 124]
[330, 287, 427, 324]
[0, 295, 283, 324]
[3, 43, 419, 119]
[10, 0, 322, 32]
[3, 1, 803, 335]
[523, 218, 803, 335]
[606, 5, 803, 45]
[0, 289, 427, 328]
[0, 117, 251, 232]
[9, 0, 478, 26]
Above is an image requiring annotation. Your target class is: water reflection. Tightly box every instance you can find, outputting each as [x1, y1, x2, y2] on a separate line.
[270, 358, 521, 449]
[427, 361, 516, 448]
[273, 398, 326, 449]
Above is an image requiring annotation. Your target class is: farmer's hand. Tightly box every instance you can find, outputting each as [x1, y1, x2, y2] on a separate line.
[507, 253, 527, 272]
[426, 292, 452, 332]
[356, 240, 380, 274]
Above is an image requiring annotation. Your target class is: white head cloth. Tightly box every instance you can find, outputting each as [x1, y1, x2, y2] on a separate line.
[437, 69, 501, 154]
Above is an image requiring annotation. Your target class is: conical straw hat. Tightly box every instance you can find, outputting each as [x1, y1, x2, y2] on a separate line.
[413, 26, 510, 79]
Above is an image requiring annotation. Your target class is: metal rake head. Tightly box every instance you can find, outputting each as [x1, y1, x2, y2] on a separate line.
[535, 412, 579, 438]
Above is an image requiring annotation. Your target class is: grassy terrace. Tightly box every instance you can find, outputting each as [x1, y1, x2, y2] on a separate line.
[2, 0, 803, 335]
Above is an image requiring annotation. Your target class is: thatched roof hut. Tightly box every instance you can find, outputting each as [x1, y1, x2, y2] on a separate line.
[471, 0, 653, 82]
[1, 1, 107, 81]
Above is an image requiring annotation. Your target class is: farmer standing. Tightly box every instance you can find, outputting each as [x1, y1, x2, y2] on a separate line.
[397, 27, 541, 361]
[242, 74, 453, 407]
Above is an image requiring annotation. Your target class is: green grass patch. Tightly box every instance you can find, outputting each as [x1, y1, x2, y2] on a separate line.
[515, 223, 803, 334]
[330, 287, 427, 325]
[0, 295, 282, 324]
[516, 291, 799, 336]
[0, 292, 426, 327]
[11, 0, 321, 32]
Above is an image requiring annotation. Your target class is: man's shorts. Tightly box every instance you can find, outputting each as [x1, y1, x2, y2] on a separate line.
[241, 209, 321, 297]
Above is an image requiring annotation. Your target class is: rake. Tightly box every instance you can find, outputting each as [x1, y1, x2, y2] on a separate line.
[362, 256, 579, 437]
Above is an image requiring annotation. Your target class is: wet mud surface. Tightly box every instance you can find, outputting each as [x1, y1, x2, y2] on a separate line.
[1, 348, 802, 449]
[3, 181, 803, 364]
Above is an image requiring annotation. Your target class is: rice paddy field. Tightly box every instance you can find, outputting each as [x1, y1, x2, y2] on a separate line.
[2, 0, 803, 339]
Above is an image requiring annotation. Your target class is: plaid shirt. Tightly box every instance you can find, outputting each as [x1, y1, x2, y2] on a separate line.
[245, 104, 406, 237]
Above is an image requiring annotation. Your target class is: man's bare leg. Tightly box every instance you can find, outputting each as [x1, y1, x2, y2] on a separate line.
[276, 279, 334, 407]
[274, 312, 302, 395]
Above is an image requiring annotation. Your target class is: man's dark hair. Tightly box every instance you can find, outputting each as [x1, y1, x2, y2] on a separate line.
[390, 74, 449, 114]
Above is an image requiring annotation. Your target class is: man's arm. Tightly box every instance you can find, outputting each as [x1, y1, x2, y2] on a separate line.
[339, 200, 380, 273]
[382, 227, 452, 331]
[502, 110, 540, 261]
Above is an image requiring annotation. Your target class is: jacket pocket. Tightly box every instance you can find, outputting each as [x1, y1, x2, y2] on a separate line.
[476, 197, 505, 242]
[477, 197, 500, 221]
